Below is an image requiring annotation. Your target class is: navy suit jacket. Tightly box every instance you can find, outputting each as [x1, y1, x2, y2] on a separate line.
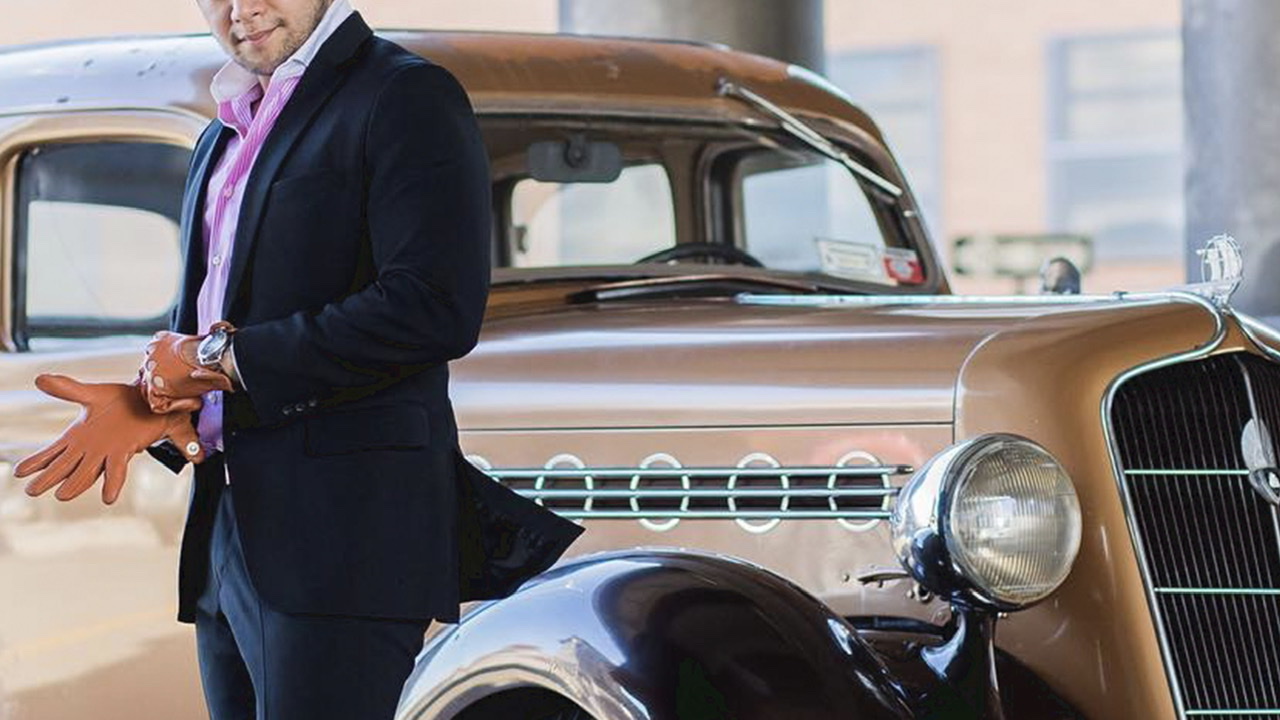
[147, 11, 584, 624]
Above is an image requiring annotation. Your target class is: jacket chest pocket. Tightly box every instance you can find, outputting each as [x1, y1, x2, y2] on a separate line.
[259, 169, 363, 284]
[303, 404, 429, 457]
[263, 170, 360, 244]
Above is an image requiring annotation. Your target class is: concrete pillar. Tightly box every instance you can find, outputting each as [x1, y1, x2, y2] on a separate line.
[1184, 0, 1280, 321]
[558, 0, 824, 74]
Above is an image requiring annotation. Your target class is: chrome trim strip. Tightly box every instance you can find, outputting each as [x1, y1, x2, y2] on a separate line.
[1235, 310, 1280, 364]
[1125, 469, 1249, 476]
[1155, 587, 1280, 595]
[1182, 707, 1280, 712]
[1100, 290, 1228, 720]
[487, 465, 911, 479]
[553, 509, 892, 519]
[736, 292, 1125, 307]
[735, 289, 1214, 308]
[520, 487, 897, 498]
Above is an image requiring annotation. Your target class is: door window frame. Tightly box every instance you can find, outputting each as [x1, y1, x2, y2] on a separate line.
[0, 108, 204, 351]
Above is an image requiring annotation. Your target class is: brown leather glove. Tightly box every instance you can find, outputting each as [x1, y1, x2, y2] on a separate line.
[15, 374, 206, 504]
[141, 320, 236, 413]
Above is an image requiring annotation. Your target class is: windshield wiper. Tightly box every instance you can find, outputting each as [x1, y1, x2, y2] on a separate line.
[567, 273, 836, 304]
[716, 77, 904, 199]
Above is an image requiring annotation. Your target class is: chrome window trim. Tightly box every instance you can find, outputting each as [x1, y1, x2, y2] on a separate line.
[1099, 289, 1227, 720]
[736, 289, 1218, 308]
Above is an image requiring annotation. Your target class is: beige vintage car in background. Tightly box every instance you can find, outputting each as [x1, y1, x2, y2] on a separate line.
[0, 25, 1273, 720]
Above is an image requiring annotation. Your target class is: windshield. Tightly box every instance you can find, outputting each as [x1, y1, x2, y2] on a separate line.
[483, 117, 931, 290]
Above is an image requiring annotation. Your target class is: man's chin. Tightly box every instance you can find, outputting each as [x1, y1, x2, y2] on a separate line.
[232, 54, 280, 79]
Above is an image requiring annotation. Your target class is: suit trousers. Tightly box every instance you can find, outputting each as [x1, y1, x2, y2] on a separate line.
[194, 464, 431, 720]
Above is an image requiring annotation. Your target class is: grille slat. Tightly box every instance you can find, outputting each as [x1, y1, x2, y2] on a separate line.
[1112, 352, 1280, 716]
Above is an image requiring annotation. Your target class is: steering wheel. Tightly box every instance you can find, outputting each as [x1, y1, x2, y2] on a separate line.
[635, 242, 765, 268]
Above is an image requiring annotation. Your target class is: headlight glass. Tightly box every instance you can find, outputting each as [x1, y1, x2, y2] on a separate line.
[947, 437, 1082, 607]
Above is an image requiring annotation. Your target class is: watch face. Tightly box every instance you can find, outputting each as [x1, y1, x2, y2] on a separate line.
[198, 330, 225, 366]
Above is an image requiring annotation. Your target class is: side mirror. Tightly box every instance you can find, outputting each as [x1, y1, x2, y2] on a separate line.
[527, 134, 623, 183]
[1039, 256, 1082, 295]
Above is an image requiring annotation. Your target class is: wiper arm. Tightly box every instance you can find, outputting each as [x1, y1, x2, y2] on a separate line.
[567, 273, 830, 304]
[716, 77, 904, 199]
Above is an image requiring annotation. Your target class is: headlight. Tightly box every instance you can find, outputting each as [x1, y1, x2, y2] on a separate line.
[891, 434, 1082, 611]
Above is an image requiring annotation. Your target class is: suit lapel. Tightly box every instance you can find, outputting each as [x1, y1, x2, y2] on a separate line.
[175, 120, 233, 335]
[220, 11, 374, 322]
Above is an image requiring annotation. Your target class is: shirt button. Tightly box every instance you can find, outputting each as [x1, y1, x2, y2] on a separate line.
[212, 254, 223, 266]
[222, 186, 233, 199]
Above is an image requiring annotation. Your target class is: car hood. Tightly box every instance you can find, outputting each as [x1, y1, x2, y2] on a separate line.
[450, 293, 1227, 430]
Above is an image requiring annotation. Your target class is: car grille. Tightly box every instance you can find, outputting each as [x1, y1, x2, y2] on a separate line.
[1110, 351, 1280, 719]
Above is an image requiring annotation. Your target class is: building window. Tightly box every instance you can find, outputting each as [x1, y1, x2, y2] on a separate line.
[1047, 32, 1183, 262]
[826, 46, 943, 242]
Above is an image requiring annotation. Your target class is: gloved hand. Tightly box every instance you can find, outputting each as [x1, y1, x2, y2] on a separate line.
[140, 320, 236, 413]
[15, 374, 207, 504]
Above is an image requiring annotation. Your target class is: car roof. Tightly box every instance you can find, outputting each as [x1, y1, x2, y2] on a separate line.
[0, 28, 883, 140]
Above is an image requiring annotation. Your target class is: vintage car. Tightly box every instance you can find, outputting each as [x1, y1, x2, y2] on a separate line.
[0, 23, 1270, 720]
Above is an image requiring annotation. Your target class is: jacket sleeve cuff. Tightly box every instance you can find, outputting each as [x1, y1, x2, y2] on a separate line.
[145, 440, 189, 475]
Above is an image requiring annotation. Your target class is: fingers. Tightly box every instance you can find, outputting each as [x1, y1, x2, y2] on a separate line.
[189, 368, 234, 393]
[166, 417, 206, 464]
[161, 396, 203, 413]
[146, 390, 172, 414]
[102, 453, 130, 505]
[33, 373, 91, 405]
[24, 449, 84, 497]
[14, 438, 68, 478]
[144, 385, 202, 413]
[55, 452, 106, 502]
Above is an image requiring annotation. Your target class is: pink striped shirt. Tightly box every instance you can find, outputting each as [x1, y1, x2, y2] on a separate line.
[196, 0, 355, 481]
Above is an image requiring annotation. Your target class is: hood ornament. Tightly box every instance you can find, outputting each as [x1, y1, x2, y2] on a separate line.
[1192, 234, 1243, 307]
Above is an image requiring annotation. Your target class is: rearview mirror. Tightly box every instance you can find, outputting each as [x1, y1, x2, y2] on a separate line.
[527, 135, 623, 183]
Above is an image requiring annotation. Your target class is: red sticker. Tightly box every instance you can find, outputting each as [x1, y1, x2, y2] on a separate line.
[883, 248, 924, 284]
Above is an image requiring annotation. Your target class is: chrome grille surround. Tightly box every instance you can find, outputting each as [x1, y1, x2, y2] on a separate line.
[1097, 295, 1280, 719]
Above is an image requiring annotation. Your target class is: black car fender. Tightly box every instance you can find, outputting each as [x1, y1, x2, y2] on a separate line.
[397, 547, 915, 720]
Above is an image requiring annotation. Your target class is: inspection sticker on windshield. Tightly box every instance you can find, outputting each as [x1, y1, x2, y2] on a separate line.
[883, 247, 924, 284]
[814, 237, 889, 283]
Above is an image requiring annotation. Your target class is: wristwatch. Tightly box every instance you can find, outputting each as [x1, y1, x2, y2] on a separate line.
[196, 322, 236, 369]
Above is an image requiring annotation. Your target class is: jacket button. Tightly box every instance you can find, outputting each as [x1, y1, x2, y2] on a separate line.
[283, 406, 294, 416]
[307, 398, 317, 408]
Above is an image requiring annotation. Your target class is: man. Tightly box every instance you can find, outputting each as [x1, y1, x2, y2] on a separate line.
[15, 0, 585, 717]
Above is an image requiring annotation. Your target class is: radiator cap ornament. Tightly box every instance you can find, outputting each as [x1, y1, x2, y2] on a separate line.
[1196, 233, 1243, 307]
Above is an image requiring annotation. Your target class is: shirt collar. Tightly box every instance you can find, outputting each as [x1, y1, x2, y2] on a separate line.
[209, 0, 355, 105]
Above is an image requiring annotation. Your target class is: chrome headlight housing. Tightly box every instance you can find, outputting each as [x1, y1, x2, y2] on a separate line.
[891, 434, 1082, 611]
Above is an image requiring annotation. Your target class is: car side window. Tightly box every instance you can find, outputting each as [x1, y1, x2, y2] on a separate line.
[509, 163, 676, 267]
[13, 141, 189, 351]
[740, 151, 917, 286]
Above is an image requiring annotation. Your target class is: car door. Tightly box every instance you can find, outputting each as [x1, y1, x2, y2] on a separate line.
[0, 108, 209, 720]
